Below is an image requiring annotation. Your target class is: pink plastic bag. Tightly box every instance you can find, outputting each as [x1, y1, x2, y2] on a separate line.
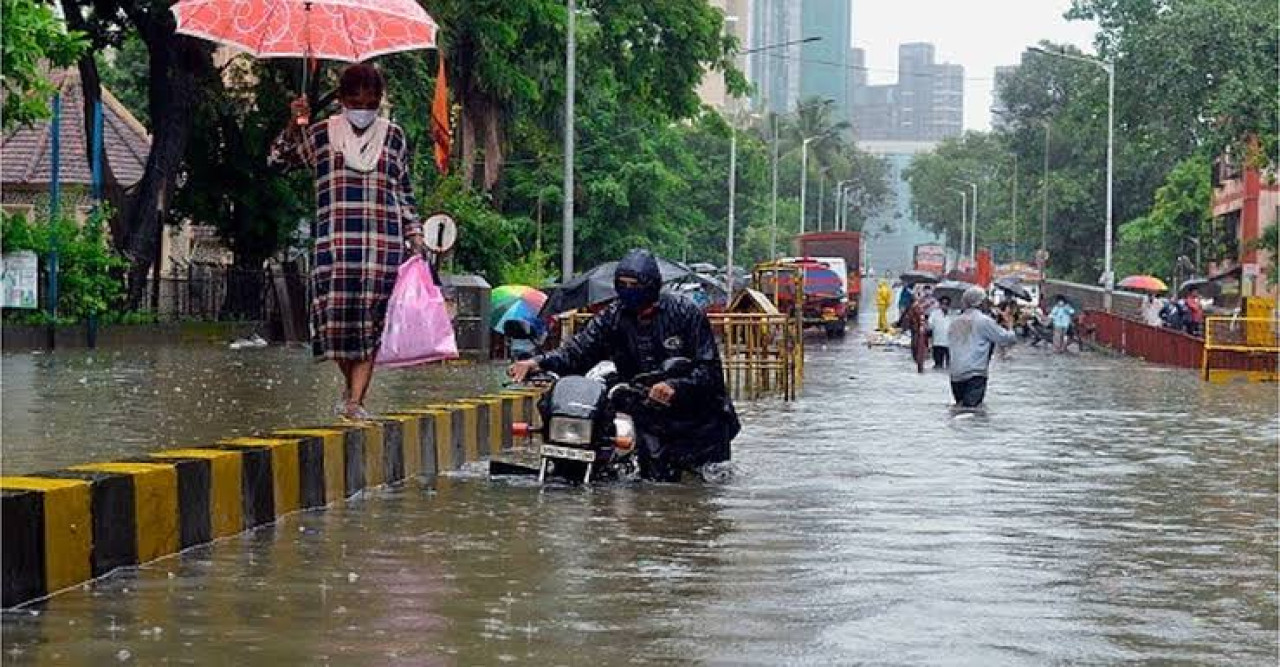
[377, 255, 459, 367]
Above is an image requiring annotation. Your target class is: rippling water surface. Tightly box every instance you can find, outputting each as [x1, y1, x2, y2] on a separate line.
[2, 329, 1276, 665]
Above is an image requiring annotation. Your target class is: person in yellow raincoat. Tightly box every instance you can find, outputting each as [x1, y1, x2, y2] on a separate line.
[876, 279, 893, 331]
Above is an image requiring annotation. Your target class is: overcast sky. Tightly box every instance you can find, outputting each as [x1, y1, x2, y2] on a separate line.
[852, 0, 1098, 131]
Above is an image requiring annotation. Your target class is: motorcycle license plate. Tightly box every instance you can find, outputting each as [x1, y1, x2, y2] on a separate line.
[540, 444, 597, 463]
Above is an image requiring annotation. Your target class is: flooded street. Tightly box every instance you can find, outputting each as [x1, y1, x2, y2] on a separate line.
[2, 329, 1277, 664]
[1, 346, 506, 473]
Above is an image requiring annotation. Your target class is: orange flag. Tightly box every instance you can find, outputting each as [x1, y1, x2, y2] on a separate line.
[431, 53, 451, 174]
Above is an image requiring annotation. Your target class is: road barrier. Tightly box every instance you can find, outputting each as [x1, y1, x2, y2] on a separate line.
[1202, 316, 1280, 382]
[1083, 310, 1204, 369]
[558, 310, 804, 400]
[0, 391, 539, 609]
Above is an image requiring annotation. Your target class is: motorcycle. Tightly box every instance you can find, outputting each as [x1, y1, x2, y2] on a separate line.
[510, 357, 694, 485]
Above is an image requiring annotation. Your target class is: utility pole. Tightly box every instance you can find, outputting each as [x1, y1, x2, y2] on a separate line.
[561, 0, 577, 281]
[1041, 121, 1051, 276]
[726, 108, 738, 293]
[770, 111, 779, 259]
[1011, 154, 1018, 263]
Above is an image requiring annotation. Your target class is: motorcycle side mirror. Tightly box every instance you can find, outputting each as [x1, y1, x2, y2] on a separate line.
[661, 357, 693, 377]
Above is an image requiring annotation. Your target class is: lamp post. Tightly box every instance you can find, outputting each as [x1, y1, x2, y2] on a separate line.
[770, 111, 780, 259]
[817, 166, 833, 231]
[953, 179, 977, 263]
[951, 189, 968, 270]
[1029, 45, 1116, 309]
[834, 180, 853, 231]
[799, 134, 825, 235]
[952, 180, 977, 265]
[561, 0, 577, 281]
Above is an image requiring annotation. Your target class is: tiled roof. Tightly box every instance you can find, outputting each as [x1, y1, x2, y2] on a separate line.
[1, 69, 151, 188]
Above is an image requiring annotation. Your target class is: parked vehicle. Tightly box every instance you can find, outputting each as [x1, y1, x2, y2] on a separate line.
[757, 258, 850, 338]
[795, 232, 862, 317]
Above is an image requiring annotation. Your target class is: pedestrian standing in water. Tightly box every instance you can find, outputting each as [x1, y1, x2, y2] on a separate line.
[947, 287, 1016, 409]
[270, 63, 426, 420]
[875, 279, 893, 332]
[1048, 296, 1076, 353]
[927, 296, 954, 369]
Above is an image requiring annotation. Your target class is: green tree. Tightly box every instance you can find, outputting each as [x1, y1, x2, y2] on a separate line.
[60, 0, 217, 308]
[1113, 156, 1213, 281]
[1, 0, 88, 130]
[1068, 0, 1279, 168]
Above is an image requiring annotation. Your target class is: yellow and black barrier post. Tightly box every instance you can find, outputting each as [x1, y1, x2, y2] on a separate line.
[1, 477, 93, 607]
[1, 384, 539, 608]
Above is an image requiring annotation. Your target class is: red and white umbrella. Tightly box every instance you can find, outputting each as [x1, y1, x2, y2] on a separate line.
[171, 0, 438, 62]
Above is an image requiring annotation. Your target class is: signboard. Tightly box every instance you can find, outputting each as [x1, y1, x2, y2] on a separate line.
[421, 213, 458, 253]
[912, 244, 946, 275]
[1242, 263, 1260, 278]
[1, 251, 39, 309]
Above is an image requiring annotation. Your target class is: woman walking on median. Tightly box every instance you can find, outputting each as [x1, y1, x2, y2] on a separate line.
[270, 63, 426, 420]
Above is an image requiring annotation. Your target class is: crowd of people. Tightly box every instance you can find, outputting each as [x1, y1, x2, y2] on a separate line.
[1143, 289, 1207, 336]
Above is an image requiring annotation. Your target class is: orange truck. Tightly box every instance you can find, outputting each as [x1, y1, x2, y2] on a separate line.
[794, 231, 862, 317]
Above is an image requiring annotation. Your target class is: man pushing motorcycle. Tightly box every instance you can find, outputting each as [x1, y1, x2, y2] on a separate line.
[508, 249, 740, 482]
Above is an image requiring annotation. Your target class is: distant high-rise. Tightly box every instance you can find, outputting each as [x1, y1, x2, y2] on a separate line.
[991, 65, 1019, 129]
[850, 42, 964, 141]
[749, 0, 851, 115]
[799, 1, 852, 116]
[749, 0, 801, 114]
[697, 0, 754, 110]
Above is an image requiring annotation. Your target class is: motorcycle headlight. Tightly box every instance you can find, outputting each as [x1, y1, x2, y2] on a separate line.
[548, 417, 593, 445]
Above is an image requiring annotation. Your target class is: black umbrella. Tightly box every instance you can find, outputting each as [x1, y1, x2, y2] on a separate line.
[540, 256, 693, 316]
[993, 277, 1032, 301]
[1179, 278, 1220, 298]
[899, 270, 941, 286]
[933, 280, 975, 305]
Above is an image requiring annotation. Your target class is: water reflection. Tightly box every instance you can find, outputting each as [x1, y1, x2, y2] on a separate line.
[1, 345, 505, 473]
[2, 332, 1276, 664]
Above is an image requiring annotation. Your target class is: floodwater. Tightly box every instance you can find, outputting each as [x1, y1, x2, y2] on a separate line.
[1, 345, 506, 473]
[2, 326, 1277, 665]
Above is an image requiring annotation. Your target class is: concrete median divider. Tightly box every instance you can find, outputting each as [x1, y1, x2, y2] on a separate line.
[0, 387, 541, 609]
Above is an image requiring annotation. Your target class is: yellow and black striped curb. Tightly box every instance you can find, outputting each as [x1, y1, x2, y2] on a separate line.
[1, 390, 542, 608]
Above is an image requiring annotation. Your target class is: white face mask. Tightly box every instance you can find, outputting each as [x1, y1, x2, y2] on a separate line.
[344, 108, 378, 130]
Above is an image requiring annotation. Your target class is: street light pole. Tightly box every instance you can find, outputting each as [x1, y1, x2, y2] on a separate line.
[561, 0, 576, 281]
[953, 180, 977, 265]
[800, 137, 812, 235]
[1104, 60, 1115, 308]
[969, 182, 978, 262]
[817, 167, 831, 231]
[834, 180, 852, 231]
[727, 113, 738, 292]
[770, 112, 779, 259]
[1029, 46, 1116, 309]
[1011, 154, 1018, 263]
[952, 189, 967, 270]
[1041, 120, 1051, 274]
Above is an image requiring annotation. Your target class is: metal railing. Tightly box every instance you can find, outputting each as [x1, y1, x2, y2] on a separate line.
[556, 308, 804, 400]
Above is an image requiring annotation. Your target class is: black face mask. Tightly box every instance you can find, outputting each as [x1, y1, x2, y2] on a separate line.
[616, 285, 650, 311]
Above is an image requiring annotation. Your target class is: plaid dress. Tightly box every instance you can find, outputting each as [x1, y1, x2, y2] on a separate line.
[271, 117, 422, 361]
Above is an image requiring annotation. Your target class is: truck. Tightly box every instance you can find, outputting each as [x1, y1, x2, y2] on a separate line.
[794, 231, 862, 317]
[913, 243, 946, 276]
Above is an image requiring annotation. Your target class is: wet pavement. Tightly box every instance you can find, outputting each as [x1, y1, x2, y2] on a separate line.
[2, 326, 1277, 664]
[1, 345, 506, 474]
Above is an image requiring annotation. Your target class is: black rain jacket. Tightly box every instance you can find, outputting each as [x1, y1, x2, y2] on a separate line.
[535, 294, 739, 467]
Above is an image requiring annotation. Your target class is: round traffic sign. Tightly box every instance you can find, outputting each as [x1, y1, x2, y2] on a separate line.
[421, 213, 458, 253]
[1035, 249, 1049, 263]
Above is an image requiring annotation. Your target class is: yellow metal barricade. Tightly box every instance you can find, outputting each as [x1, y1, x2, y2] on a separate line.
[551, 306, 804, 400]
[1202, 315, 1280, 383]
